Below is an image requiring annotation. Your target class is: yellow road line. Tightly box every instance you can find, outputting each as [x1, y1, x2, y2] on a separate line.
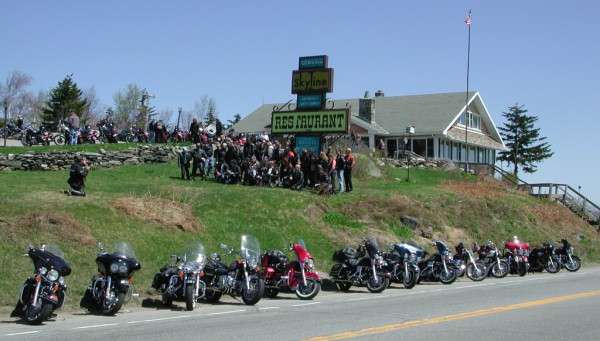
[304, 290, 600, 340]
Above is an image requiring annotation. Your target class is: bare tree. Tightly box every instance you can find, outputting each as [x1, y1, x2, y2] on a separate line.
[82, 86, 103, 126]
[1, 71, 33, 146]
[156, 108, 174, 126]
[113, 83, 142, 129]
[194, 94, 212, 127]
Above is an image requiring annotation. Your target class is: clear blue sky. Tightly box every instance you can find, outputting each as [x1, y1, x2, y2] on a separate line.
[2, 1, 599, 203]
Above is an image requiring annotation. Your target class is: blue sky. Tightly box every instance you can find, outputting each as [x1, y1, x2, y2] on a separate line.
[2, 1, 599, 204]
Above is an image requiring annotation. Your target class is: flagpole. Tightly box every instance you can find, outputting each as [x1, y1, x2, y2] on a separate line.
[464, 10, 472, 173]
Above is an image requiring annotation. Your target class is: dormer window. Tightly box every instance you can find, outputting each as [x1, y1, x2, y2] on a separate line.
[459, 112, 481, 130]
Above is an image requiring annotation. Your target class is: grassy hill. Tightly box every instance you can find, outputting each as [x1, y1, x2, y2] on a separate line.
[0, 144, 597, 310]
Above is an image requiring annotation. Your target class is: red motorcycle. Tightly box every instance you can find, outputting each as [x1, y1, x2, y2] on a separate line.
[503, 236, 530, 276]
[260, 239, 322, 300]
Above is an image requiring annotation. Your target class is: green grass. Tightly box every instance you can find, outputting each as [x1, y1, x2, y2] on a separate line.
[0, 146, 598, 309]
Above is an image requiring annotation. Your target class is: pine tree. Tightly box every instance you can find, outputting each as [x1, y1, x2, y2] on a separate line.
[497, 104, 554, 178]
[42, 74, 87, 128]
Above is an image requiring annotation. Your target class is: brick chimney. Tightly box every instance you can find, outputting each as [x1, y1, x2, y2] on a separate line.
[358, 91, 375, 124]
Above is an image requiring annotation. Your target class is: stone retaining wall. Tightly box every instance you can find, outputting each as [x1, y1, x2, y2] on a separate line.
[0, 145, 179, 171]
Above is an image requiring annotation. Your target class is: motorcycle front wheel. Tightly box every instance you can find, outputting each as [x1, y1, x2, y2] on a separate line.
[241, 278, 265, 305]
[565, 256, 581, 272]
[102, 291, 125, 315]
[295, 277, 321, 300]
[26, 299, 53, 325]
[545, 258, 561, 274]
[366, 271, 389, 293]
[517, 262, 528, 277]
[490, 260, 509, 278]
[185, 285, 195, 311]
[466, 262, 487, 281]
[403, 269, 418, 289]
[125, 134, 135, 143]
[439, 267, 458, 284]
[54, 134, 66, 145]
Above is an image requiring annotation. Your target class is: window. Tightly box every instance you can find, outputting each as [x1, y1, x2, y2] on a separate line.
[459, 112, 481, 130]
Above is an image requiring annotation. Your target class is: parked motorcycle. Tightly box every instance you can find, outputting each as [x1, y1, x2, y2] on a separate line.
[555, 239, 581, 272]
[417, 239, 458, 284]
[79, 125, 98, 144]
[200, 235, 265, 305]
[21, 125, 51, 146]
[12, 244, 71, 324]
[382, 240, 423, 289]
[81, 242, 141, 315]
[2, 121, 23, 139]
[152, 242, 206, 310]
[529, 241, 561, 273]
[503, 236, 530, 277]
[329, 237, 390, 293]
[476, 240, 509, 278]
[260, 239, 322, 300]
[454, 242, 487, 281]
[97, 123, 118, 143]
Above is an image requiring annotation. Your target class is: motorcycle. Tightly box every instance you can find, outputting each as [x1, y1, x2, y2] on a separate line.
[169, 126, 185, 143]
[79, 125, 98, 144]
[12, 244, 71, 324]
[152, 242, 206, 311]
[97, 123, 118, 143]
[260, 239, 322, 300]
[2, 121, 23, 138]
[329, 237, 391, 293]
[503, 236, 530, 277]
[133, 125, 148, 143]
[382, 240, 423, 289]
[555, 239, 581, 272]
[417, 239, 458, 284]
[476, 240, 509, 278]
[529, 242, 561, 273]
[454, 242, 487, 281]
[21, 125, 51, 146]
[200, 235, 265, 305]
[117, 128, 136, 143]
[81, 242, 141, 315]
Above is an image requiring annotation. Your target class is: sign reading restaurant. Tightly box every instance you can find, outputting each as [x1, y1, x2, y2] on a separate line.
[271, 109, 350, 134]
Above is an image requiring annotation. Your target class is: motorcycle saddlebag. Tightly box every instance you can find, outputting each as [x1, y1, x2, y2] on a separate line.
[262, 250, 288, 266]
[333, 247, 359, 262]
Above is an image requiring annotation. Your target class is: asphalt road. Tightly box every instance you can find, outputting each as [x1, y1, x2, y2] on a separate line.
[2, 268, 599, 340]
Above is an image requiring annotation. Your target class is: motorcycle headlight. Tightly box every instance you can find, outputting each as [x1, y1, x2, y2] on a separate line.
[119, 265, 129, 274]
[39, 267, 48, 275]
[110, 263, 119, 273]
[408, 254, 417, 262]
[58, 276, 65, 285]
[248, 258, 258, 269]
[304, 258, 315, 270]
[47, 269, 60, 282]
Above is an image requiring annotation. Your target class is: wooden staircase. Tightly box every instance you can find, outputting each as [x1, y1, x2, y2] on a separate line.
[484, 164, 600, 225]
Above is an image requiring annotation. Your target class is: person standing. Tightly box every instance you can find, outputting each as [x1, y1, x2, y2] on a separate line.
[67, 110, 80, 145]
[16, 115, 24, 129]
[179, 147, 191, 180]
[344, 147, 355, 193]
[190, 118, 200, 143]
[148, 118, 156, 143]
[335, 149, 345, 194]
[65, 155, 89, 196]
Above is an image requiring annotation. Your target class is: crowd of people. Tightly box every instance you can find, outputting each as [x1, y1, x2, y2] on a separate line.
[177, 133, 356, 195]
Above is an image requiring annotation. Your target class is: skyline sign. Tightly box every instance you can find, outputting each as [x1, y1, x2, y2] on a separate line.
[291, 69, 333, 94]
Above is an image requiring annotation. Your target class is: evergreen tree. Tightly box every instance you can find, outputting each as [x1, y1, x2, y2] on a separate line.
[497, 104, 554, 178]
[42, 74, 87, 128]
[227, 114, 242, 126]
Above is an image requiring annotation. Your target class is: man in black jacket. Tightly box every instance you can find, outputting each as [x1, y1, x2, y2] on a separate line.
[65, 155, 89, 196]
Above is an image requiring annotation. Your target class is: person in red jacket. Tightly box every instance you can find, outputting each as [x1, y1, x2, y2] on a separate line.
[344, 148, 356, 193]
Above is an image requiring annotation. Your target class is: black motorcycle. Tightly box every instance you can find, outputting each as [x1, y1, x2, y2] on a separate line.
[81, 242, 141, 315]
[21, 125, 51, 146]
[454, 242, 487, 281]
[329, 237, 391, 293]
[97, 123, 118, 143]
[555, 239, 581, 272]
[476, 240, 509, 278]
[200, 235, 265, 305]
[12, 244, 71, 324]
[417, 239, 458, 284]
[382, 241, 423, 289]
[152, 242, 206, 311]
[2, 121, 23, 139]
[529, 242, 561, 273]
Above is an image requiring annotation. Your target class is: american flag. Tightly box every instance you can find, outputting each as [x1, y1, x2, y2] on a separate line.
[465, 10, 472, 26]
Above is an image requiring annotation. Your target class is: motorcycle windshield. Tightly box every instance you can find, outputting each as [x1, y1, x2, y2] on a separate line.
[181, 242, 206, 264]
[241, 235, 260, 267]
[436, 240, 450, 254]
[365, 237, 379, 258]
[294, 239, 311, 261]
[107, 241, 137, 259]
[42, 244, 65, 260]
